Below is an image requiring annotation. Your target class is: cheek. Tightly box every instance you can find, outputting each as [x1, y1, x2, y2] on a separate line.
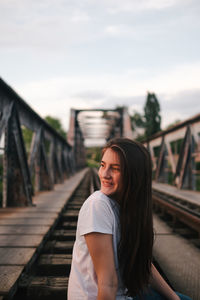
[115, 174, 122, 186]
[116, 174, 123, 187]
[98, 168, 102, 179]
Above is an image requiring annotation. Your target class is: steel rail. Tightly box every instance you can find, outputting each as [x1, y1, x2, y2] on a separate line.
[152, 193, 200, 237]
[153, 191, 200, 218]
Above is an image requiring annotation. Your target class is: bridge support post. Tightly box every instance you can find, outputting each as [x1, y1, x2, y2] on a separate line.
[122, 107, 133, 139]
[29, 127, 53, 193]
[68, 109, 86, 170]
[49, 140, 63, 184]
[3, 103, 32, 207]
[175, 126, 196, 190]
[155, 136, 168, 183]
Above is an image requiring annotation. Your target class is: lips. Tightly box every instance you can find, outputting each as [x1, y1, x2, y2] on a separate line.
[102, 181, 113, 187]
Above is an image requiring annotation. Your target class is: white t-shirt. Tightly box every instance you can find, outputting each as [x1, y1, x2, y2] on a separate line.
[67, 190, 128, 300]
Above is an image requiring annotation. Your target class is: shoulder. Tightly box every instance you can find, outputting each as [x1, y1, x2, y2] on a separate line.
[78, 191, 114, 235]
[88, 190, 110, 201]
[80, 191, 112, 212]
[78, 191, 116, 227]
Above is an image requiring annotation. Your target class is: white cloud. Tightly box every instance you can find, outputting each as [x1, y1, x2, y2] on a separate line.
[145, 62, 200, 94]
[104, 25, 123, 36]
[104, 0, 186, 14]
[14, 61, 200, 131]
[70, 11, 91, 23]
[0, 0, 93, 50]
[1, 0, 199, 142]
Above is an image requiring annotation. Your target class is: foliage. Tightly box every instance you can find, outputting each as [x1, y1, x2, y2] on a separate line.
[45, 116, 67, 139]
[153, 145, 161, 157]
[87, 159, 100, 169]
[144, 92, 161, 138]
[87, 147, 101, 161]
[130, 92, 161, 141]
[86, 147, 102, 168]
[170, 139, 183, 155]
[131, 112, 145, 130]
[22, 127, 33, 155]
[21, 116, 66, 156]
[196, 161, 200, 191]
[134, 133, 146, 142]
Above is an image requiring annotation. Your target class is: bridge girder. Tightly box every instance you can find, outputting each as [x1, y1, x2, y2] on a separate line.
[67, 107, 133, 168]
[0, 78, 75, 207]
[144, 114, 200, 190]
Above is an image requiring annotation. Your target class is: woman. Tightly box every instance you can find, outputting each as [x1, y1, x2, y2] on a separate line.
[68, 138, 191, 300]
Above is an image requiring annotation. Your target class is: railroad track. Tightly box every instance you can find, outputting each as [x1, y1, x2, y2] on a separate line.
[11, 168, 199, 299]
[153, 189, 200, 246]
[12, 169, 99, 300]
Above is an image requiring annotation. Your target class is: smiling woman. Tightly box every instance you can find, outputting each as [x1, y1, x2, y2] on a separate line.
[68, 138, 192, 300]
[98, 148, 123, 202]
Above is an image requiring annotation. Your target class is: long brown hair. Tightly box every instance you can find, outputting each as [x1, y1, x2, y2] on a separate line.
[102, 138, 154, 297]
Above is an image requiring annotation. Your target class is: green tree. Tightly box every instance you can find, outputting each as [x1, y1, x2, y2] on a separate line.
[130, 111, 146, 141]
[131, 111, 145, 130]
[45, 116, 67, 139]
[22, 127, 33, 154]
[86, 147, 101, 168]
[144, 92, 161, 138]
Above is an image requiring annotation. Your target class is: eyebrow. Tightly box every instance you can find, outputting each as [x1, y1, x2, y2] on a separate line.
[101, 160, 120, 166]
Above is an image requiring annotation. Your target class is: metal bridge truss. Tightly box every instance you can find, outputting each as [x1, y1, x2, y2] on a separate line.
[67, 107, 133, 166]
[144, 114, 200, 190]
[0, 78, 75, 207]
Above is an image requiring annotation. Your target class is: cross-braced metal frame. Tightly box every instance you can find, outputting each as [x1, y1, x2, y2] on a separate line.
[67, 107, 133, 169]
[144, 114, 200, 190]
[0, 78, 75, 207]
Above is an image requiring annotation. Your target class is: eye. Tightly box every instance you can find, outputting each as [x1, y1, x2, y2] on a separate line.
[112, 166, 120, 172]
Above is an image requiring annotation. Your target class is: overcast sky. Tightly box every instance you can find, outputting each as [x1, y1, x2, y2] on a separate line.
[1, 0, 200, 133]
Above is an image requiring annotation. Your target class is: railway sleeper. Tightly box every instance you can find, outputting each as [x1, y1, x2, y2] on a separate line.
[61, 221, 77, 230]
[43, 241, 74, 254]
[36, 254, 72, 276]
[16, 276, 68, 300]
[50, 230, 76, 241]
[66, 205, 82, 210]
[10, 171, 93, 300]
[62, 211, 79, 222]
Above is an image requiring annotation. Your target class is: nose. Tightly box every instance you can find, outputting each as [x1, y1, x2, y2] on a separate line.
[102, 167, 111, 178]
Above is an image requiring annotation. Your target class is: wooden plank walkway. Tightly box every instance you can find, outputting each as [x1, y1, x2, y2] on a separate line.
[153, 214, 200, 300]
[152, 182, 200, 207]
[0, 168, 88, 298]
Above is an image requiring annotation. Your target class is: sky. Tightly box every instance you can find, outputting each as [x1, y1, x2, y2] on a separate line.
[1, 0, 200, 135]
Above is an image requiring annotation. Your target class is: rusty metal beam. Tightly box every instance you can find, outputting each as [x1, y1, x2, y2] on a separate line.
[145, 114, 200, 191]
[0, 78, 75, 207]
[155, 136, 168, 183]
[3, 103, 32, 207]
[175, 126, 196, 190]
[29, 127, 53, 193]
[0, 78, 71, 149]
[144, 113, 200, 143]
[50, 141, 63, 184]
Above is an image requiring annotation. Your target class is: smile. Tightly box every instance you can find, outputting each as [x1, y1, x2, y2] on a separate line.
[102, 181, 113, 187]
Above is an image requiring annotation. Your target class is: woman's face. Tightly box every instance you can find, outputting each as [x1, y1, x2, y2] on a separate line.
[98, 148, 123, 201]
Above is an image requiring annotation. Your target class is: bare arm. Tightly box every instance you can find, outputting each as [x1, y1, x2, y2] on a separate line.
[150, 263, 180, 300]
[84, 232, 118, 300]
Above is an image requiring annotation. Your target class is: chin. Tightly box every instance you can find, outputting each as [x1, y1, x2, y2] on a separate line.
[101, 188, 116, 198]
[101, 188, 112, 195]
